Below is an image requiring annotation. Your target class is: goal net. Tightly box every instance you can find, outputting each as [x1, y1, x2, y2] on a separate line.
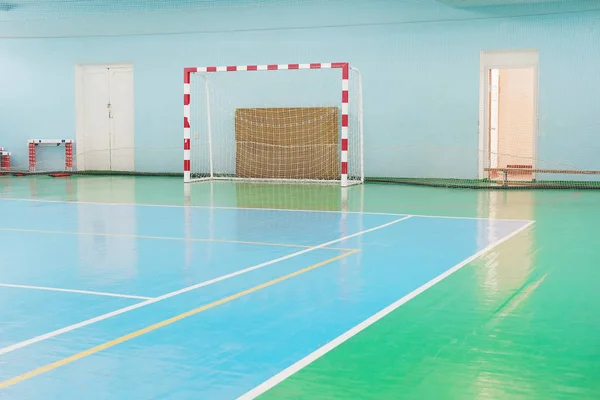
[184, 63, 363, 187]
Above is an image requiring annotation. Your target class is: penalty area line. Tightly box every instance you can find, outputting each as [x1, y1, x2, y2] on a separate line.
[0, 215, 410, 357]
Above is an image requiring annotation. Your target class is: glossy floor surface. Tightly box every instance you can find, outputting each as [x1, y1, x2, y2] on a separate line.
[0, 176, 598, 399]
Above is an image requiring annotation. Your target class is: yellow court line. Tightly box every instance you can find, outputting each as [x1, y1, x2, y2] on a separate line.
[0, 249, 358, 390]
[0, 227, 358, 252]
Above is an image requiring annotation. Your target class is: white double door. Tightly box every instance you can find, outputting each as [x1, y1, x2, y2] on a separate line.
[77, 64, 134, 171]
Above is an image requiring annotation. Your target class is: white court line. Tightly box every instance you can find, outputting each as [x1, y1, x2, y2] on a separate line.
[0, 197, 533, 223]
[0, 215, 411, 356]
[0, 227, 354, 251]
[0, 283, 152, 300]
[238, 220, 535, 400]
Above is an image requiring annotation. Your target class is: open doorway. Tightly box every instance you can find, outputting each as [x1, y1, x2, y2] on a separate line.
[479, 50, 539, 183]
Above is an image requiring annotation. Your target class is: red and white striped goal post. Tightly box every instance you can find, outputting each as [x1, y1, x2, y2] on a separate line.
[183, 62, 352, 186]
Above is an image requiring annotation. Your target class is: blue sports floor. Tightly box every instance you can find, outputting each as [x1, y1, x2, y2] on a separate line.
[0, 198, 532, 399]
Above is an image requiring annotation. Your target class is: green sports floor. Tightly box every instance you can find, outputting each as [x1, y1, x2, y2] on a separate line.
[1, 175, 599, 399]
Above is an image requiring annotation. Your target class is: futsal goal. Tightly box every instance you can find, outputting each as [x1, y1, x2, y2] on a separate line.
[183, 62, 363, 187]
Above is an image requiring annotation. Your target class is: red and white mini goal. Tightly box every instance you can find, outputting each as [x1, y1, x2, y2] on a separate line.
[28, 139, 73, 172]
[183, 62, 363, 187]
[0, 148, 10, 171]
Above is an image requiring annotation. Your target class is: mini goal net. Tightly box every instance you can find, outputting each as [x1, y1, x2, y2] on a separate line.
[184, 63, 363, 187]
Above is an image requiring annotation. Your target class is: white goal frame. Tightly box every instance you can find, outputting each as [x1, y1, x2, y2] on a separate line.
[183, 62, 363, 187]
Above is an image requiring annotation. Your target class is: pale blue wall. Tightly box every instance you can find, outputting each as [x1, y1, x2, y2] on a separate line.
[1, 0, 599, 177]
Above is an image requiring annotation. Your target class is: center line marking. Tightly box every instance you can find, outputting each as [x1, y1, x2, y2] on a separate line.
[0, 250, 358, 390]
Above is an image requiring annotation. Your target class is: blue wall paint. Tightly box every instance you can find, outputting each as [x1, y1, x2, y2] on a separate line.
[1, 0, 599, 176]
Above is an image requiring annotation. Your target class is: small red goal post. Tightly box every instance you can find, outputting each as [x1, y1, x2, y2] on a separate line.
[183, 62, 363, 187]
[28, 139, 74, 173]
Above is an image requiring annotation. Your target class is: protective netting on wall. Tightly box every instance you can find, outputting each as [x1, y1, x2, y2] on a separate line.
[2, 0, 600, 191]
[0, 0, 329, 21]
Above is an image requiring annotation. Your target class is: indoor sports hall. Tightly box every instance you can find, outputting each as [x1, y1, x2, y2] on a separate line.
[1, 1, 599, 399]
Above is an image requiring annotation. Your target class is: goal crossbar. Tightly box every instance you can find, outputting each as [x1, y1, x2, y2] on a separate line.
[183, 62, 359, 186]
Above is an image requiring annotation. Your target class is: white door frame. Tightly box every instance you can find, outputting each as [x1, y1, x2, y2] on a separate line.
[489, 68, 500, 171]
[74, 62, 133, 171]
[478, 50, 539, 179]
